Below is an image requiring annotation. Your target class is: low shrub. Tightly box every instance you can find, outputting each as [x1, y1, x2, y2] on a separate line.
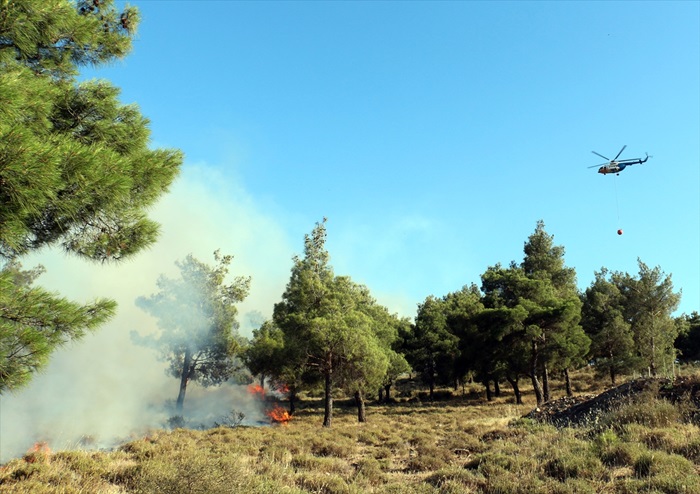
[598, 441, 646, 467]
[543, 453, 605, 482]
[405, 445, 451, 472]
[258, 444, 293, 465]
[310, 438, 355, 458]
[295, 472, 353, 494]
[602, 397, 679, 430]
[633, 450, 696, 479]
[352, 457, 385, 486]
[425, 466, 483, 490]
[633, 452, 653, 478]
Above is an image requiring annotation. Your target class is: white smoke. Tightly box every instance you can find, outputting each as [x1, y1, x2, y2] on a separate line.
[0, 163, 294, 462]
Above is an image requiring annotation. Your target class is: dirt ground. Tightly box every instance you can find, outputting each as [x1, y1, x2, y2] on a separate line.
[525, 375, 700, 427]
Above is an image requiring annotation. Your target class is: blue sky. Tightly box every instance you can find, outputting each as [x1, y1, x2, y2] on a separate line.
[84, 0, 698, 320]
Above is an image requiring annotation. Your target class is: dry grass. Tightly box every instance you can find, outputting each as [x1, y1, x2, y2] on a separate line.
[2, 369, 700, 493]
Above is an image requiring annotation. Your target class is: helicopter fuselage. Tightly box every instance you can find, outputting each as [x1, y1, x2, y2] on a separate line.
[597, 155, 648, 175]
[598, 163, 624, 175]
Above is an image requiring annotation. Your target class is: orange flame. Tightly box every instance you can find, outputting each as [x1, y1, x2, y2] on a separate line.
[24, 442, 51, 463]
[266, 404, 291, 425]
[247, 384, 265, 398]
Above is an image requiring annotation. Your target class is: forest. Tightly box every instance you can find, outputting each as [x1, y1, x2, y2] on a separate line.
[1, 0, 698, 425]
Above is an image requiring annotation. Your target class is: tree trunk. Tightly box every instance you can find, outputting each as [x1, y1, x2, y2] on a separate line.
[428, 357, 435, 401]
[259, 373, 265, 390]
[354, 390, 366, 423]
[484, 380, 492, 401]
[176, 349, 193, 413]
[506, 375, 523, 405]
[494, 379, 501, 397]
[289, 386, 297, 416]
[378, 387, 384, 403]
[542, 364, 550, 402]
[609, 365, 616, 386]
[564, 368, 573, 397]
[530, 374, 544, 406]
[384, 383, 392, 402]
[530, 341, 544, 406]
[323, 370, 333, 427]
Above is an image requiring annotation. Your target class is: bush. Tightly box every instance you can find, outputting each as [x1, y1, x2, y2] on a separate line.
[353, 457, 385, 486]
[633, 450, 695, 479]
[633, 452, 654, 478]
[425, 467, 483, 490]
[405, 445, 451, 472]
[543, 453, 605, 481]
[598, 442, 644, 467]
[310, 438, 355, 458]
[296, 472, 353, 494]
[602, 397, 679, 430]
[258, 444, 293, 466]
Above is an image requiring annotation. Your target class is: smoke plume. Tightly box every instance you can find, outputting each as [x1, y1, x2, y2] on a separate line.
[0, 164, 293, 462]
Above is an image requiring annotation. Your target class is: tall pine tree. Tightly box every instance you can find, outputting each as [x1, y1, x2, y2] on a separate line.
[274, 219, 394, 426]
[520, 221, 589, 402]
[134, 252, 250, 412]
[581, 268, 638, 384]
[0, 0, 182, 391]
[613, 260, 681, 377]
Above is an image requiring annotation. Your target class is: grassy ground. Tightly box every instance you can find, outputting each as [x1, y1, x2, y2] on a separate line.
[2, 369, 700, 493]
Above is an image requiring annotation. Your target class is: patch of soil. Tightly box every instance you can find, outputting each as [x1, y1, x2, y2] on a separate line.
[524, 375, 700, 427]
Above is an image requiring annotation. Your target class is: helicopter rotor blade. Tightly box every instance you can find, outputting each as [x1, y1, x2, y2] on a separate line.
[591, 151, 610, 161]
[612, 145, 627, 161]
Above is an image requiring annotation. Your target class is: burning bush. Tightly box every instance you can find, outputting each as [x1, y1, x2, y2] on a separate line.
[266, 405, 291, 425]
[247, 384, 265, 399]
[23, 442, 51, 464]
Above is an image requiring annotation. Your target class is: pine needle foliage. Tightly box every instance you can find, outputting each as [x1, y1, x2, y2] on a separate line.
[0, 0, 182, 391]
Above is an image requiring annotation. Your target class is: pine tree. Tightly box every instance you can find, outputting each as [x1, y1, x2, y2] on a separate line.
[613, 259, 681, 377]
[0, 260, 116, 390]
[520, 221, 589, 402]
[0, 0, 182, 391]
[581, 268, 638, 384]
[407, 295, 461, 400]
[675, 312, 700, 363]
[133, 252, 250, 412]
[274, 219, 394, 426]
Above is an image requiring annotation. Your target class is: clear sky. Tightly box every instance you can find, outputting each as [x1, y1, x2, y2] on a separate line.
[80, 0, 700, 322]
[2, 1, 699, 460]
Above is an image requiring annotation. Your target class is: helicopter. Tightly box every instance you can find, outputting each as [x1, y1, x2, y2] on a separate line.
[588, 145, 650, 175]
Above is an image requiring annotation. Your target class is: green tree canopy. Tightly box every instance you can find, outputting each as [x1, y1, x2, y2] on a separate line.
[133, 252, 250, 412]
[274, 219, 396, 426]
[520, 221, 588, 402]
[475, 222, 588, 405]
[404, 294, 460, 400]
[613, 259, 681, 377]
[0, 0, 182, 391]
[581, 268, 638, 384]
[0, 260, 116, 391]
[243, 320, 285, 388]
[675, 312, 700, 363]
[1, 0, 182, 261]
